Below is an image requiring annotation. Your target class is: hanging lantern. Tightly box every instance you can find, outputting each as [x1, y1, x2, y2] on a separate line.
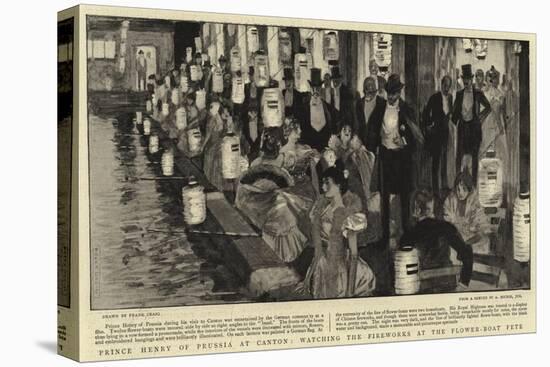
[194, 36, 202, 53]
[211, 66, 224, 93]
[135, 111, 143, 124]
[162, 102, 170, 117]
[175, 107, 187, 130]
[394, 245, 420, 295]
[195, 90, 206, 110]
[180, 76, 189, 93]
[463, 38, 473, 53]
[185, 47, 193, 64]
[146, 100, 152, 113]
[207, 44, 218, 67]
[261, 88, 284, 127]
[143, 118, 151, 136]
[474, 39, 488, 60]
[230, 46, 242, 73]
[187, 127, 203, 154]
[247, 26, 259, 54]
[149, 135, 159, 154]
[189, 65, 201, 82]
[323, 31, 339, 61]
[513, 191, 530, 262]
[294, 53, 311, 93]
[231, 74, 245, 104]
[171, 89, 180, 106]
[182, 178, 206, 225]
[278, 30, 292, 64]
[222, 131, 241, 179]
[253, 53, 269, 87]
[161, 150, 175, 176]
[478, 149, 503, 208]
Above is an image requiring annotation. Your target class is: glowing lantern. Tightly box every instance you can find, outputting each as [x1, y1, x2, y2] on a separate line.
[221, 131, 241, 179]
[254, 53, 269, 87]
[231, 75, 245, 104]
[513, 191, 530, 262]
[211, 66, 224, 93]
[394, 245, 420, 295]
[323, 31, 339, 61]
[478, 149, 503, 208]
[182, 178, 206, 225]
[230, 46, 242, 73]
[261, 88, 284, 127]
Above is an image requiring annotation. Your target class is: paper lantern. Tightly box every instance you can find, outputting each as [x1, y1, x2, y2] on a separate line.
[175, 107, 187, 130]
[513, 191, 530, 262]
[190, 65, 201, 82]
[182, 178, 206, 225]
[211, 66, 224, 93]
[478, 149, 503, 208]
[170, 89, 180, 106]
[187, 127, 202, 154]
[278, 30, 292, 64]
[231, 75, 245, 104]
[294, 53, 311, 93]
[149, 135, 159, 154]
[254, 53, 270, 87]
[161, 102, 170, 117]
[207, 44, 217, 67]
[230, 46, 242, 73]
[222, 131, 241, 179]
[247, 26, 259, 54]
[261, 88, 284, 127]
[180, 76, 189, 93]
[195, 90, 206, 110]
[161, 150, 174, 176]
[394, 245, 420, 295]
[143, 118, 151, 136]
[323, 31, 339, 61]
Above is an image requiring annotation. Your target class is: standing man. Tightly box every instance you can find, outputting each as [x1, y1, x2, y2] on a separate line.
[136, 50, 147, 91]
[356, 76, 385, 147]
[297, 68, 336, 152]
[329, 66, 357, 131]
[369, 59, 387, 98]
[452, 64, 491, 184]
[282, 67, 301, 119]
[365, 74, 422, 243]
[422, 75, 454, 195]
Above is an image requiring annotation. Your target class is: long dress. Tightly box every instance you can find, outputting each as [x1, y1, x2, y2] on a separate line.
[480, 86, 508, 180]
[202, 114, 225, 190]
[303, 195, 376, 299]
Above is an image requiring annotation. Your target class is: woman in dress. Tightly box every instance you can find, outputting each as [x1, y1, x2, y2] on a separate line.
[202, 100, 230, 190]
[303, 166, 376, 299]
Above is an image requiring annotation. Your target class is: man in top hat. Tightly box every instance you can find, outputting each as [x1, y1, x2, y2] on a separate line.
[296, 68, 336, 152]
[136, 49, 147, 91]
[452, 64, 491, 184]
[422, 75, 454, 195]
[282, 67, 302, 118]
[365, 73, 422, 246]
[329, 66, 357, 132]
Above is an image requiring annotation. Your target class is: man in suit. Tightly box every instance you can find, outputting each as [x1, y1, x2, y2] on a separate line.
[422, 75, 453, 195]
[329, 66, 357, 132]
[452, 64, 491, 184]
[369, 59, 387, 98]
[356, 76, 385, 147]
[282, 67, 302, 119]
[366, 74, 421, 244]
[297, 68, 336, 152]
[136, 50, 147, 91]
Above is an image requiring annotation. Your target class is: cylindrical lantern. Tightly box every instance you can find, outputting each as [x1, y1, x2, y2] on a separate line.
[394, 245, 420, 295]
[278, 30, 292, 64]
[323, 31, 339, 61]
[136, 111, 143, 124]
[187, 127, 202, 154]
[185, 47, 193, 64]
[182, 178, 206, 225]
[247, 26, 259, 54]
[149, 135, 159, 154]
[294, 53, 311, 93]
[478, 149, 503, 208]
[231, 75, 245, 104]
[261, 88, 284, 127]
[195, 90, 206, 110]
[146, 100, 152, 113]
[162, 102, 170, 117]
[230, 46, 242, 73]
[175, 107, 187, 130]
[254, 54, 270, 87]
[513, 191, 530, 262]
[143, 118, 151, 136]
[212, 66, 224, 93]
[221, 131, 241, 179]
[171, 89, 180, 106]
[161, 150, 174, 176]
[190, 65, 201, 82]
[180, 76, 189, 93]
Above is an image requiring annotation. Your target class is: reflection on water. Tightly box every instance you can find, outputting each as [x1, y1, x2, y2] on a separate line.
[90, 114, 248, 309]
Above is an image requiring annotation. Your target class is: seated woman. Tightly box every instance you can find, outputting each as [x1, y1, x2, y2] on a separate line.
[302, 166, 376, 299]
[443, 171, 492, 255]
[236, 129, 312, 263]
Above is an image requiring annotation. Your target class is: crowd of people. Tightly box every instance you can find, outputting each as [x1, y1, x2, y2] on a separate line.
[144, 49, 510, 298]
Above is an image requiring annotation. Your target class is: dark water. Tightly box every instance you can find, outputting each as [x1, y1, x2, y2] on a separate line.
[89, 114, 249, 309]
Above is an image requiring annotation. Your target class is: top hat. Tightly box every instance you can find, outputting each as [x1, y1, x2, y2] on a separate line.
[138, 50, 144, 55]
[331, 66, 343, 79]
[461, 64, 474, 78]
[282, 68, 294, 80]
[385, 74, 404, 94]
[203, 59, 212, 67]
[218, 54, 228, 63]
[308, 68, 323, 88]
[298, 46, 307, 54]
[194, 52, 202, 59]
